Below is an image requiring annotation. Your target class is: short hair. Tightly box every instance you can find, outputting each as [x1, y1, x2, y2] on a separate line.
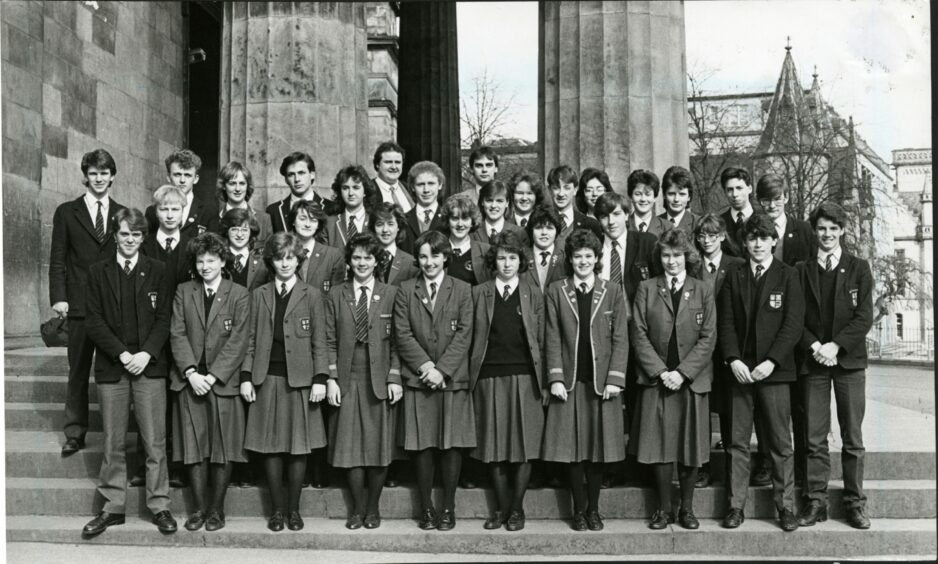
[216, 161, 255, 203]
[111, 207, 147, 235]
[81, 148, 117, 176]
[331, 165, 380, 214]
[368, 202, 408, 244]
[288, 200, 327, 239]
[547, 165, 578, 189]
[186, 232, 233, 276]
[508, 170, 545, 208]
[694, 212, 741, 258]
[263, 231, 305, 272]
[809, 202, 848, 230]
[662, 165, 694, 199]
[741, 213, 779, 241]
[152, 184, 186, 207]
[372, 141, 406, 168]
[484, 230, 530, 274]
[756, 173, 787, 200]
[563, 229, 603, 276]
[219, 208, 260, 244]
[626, 169, 660, 197]
[439, 193, 482, 235]
[478, 180, 510, 213]
[525, 204, 563, 242]
[593, 191, 631, 220]
[576, 168, 613, 212]
[653, 228, 700, 270]
[469, 145, 499, 168]
[720, 167, 752, 189]
[412, 230, 452, 270]
[164, 149, 202, 174]
[407, 160, 446, 194]
[279, 151, 316, 177]
[344, 232, 382, 269]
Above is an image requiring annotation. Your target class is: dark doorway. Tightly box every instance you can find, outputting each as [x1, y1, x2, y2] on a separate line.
[184, 2, 221, 203]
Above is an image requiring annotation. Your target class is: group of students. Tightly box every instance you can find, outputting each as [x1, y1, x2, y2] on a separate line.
[50, 142, 873, 539]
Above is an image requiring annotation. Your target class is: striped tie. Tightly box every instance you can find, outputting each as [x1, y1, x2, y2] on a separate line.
[355, 286, 369, 342]
[825, 254, 833, 272]
[347, 216, 358, 239]
[610, 240, 623, 286]
[94, 202, 105, 243]
[123, 259, 132, 276]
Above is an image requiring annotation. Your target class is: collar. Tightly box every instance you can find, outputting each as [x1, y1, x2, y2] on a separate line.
[203, 277, 222, 296]
[374, 176, 399, 191]
[484, 217, 505, 233]
[706, 251, 723, 270]
[734, 203, 754, 220]
[750, 256, 774, 276]
[423, 271, 445, 291]
[301, 239, 316, 256]
[495, 276, 520, 296]
[84, 192, 108, 212]
[514, 211, 531, 224]
[384, 242, 398, 258]
[276, 275, 298, 294]
[559, 207, 574, 226]
[345, 207, 366, 224]
[224, 201, 249, 213]
[229, 246, 249, 261]
[416, 202, 438, 217]
[289, 193, 315, 208]
[668, 271, 687, 289]
[665, 209, 686, 226]
[573, 273, 596, 292]
[631, 211, 654, 225]
[353, 277, 376, 297]
[156, 229, 180, 248]
[450, 237, 471, 255]
[817, 246, 842, 268]
[116, 253, 139, 270]
[604, 231, 627, 249]
[774, 213, 788, 234]
[534, 244, 555, 257]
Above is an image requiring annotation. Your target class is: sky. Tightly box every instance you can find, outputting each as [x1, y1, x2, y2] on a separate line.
[456, 0, 932, 159]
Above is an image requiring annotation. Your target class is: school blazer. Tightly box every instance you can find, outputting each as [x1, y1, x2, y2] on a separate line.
[545, 278, 630, 394]
[169, 279, 250, 396]
[690, 255, 747, 300]
[324, 281, 402, 400]
[323, 212, 371, 252]
[468, 278, 545, 393]
[240, 248, 271, 291]
[630, 276, 717, 393]
[627, 214, 669, 238]
[385, 250, 420, 286]
[242, 280, 329, 388]
[400, 206, 446, 255]
[146, 196, 218, 239]
[49, 196, 126, 317]
[524, 247, 566, 292]
[557, 210, 603, 243]
[140, 233, 193, 288]
[658, 209, 699, 234]
[613, 230, 660, 304]
[779, 215, 817, 266]
[470, 221, 529, 246]
[394, 275, 474, 391]
[450, 240, 493, 285]
[718, 259, 806, 382]
[796, 252, 874, 373]
[218, 204, 273, 250]
[266, 194, 336, 233]
[84, 255, 173, 382]
[298, 243, 346, 294]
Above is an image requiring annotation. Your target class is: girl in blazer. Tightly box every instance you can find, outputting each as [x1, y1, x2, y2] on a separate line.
[575, 168, 613, 219]
[524, 205, 566, 292]
[221, 208, 269, 292]
[543, 229, 629, 532]
[323, 166, 381, 252]
[506, 170, 545, 229]
[471, 181, 529, 246]
[170, 233, 250, 532]
[370, 202, 419, 286]
[240, 232, 330, 532]
[469, 231, 545, 532]
[440, 193, 492, 286]
[324, 234, 403, 530]
[393, 230, 475, 531]
[216, 161, 273, 250]
[289, 200, 346, 295]
[630, 228, 717, 530]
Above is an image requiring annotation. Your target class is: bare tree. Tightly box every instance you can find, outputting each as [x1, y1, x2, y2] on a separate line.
[871, 253, 933, 324]
[459, 68, 516, 149]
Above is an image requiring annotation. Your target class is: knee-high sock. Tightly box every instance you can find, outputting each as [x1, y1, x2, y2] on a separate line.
[188, 459, 208, 512]
[347, 467, 366, 515]
[568, 462, 586, 513]
[365, 466, 388, 515]
[209, 462, 232, 513]
[585, 462, 604, 513]
[286, 454, 306, 513]
[263, 454, 285, 513]
[653, 462, 673, 512]
[440, 448, 462, 511]
[678, 464, 697, 512]
[510, 462, 532, 513]
[489, 462, 510, 513]
[412, 449, 435, 510]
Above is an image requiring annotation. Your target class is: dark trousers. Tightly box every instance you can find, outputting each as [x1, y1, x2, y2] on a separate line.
[800, 367, 866, 508]
[64, 317, 95, 441]
[726, 381, 794, 511]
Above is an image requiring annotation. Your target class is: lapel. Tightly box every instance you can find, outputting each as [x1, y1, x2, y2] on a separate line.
[264, 281, 276, 326]
[104, 258, 120, 304]
[589, 278, 608, 326]
[192, 281, 206, 327]
[623, 231, 639, 277]
[656, 276, 674, 315]
[433, 276, 453, 318]
[715, 266, 728, 296]
[284, 281, 306, 320]
[484, 282, 496, 323]
[834, 252, 851, 297]
[71, 197, 99, 242]
[414, 277, 434, 316]
[206, 279, 230, 328]
[738, 264, 752, 317]
[134, 256, 150, 298]
[756, 260, 782, 311]
[561, 278, 579, 319]
[304, 245, 324, 283]
[781, 214, 795, 262]
[406, 208, 421, 236]
[278, 198, 291, 232]
[343, 282, 358, 322]
[805, 258, 821, 305]
[470, 242, 486, 280]
[518, 280, 532, 330]
[336, 214, 349, 246]
[368, 281, 387, 326]
[246, 251, 261, 287]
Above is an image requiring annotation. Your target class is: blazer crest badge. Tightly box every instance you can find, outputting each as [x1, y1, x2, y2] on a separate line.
[148, 291, 158, 310]
[769, 292, 783, 309]
[850, 288, 858, 307]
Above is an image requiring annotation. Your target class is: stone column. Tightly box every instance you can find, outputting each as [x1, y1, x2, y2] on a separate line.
[539, 1, 688, 193]
[219, 2, 370, 208]
[397, 2, 461, 197]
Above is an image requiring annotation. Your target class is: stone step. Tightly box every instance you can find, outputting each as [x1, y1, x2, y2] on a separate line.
[6, 515, 936, 558]
[5, 375, 99, 403]
[6, 476, 935, 520]
[5, 402, 108, 432]
[5, 349, 70, 375]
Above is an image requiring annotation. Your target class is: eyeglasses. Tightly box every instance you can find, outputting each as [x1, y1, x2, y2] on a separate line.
[758, 197, 785, 207]
[695, 233, 722, 242]
[228, 226, 251, 235]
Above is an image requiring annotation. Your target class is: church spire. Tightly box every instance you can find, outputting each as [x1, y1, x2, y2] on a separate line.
[754, 42, 814, 157]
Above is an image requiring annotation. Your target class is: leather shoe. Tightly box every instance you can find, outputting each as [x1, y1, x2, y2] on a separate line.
[287, 511, 304, 531]
[695, 469, 711, 488]
[779, 508, 799, 532]
[678, 509, 699, 530]
[184, 510, 206, 531]
[153, 510, 177, 534]
[505, 510, 525, 532]
[722, 508, 745, 528]
[345, 513, 363, 530]
[483, 511, 506, 530]
[169, 471, 186, 488]
[418, 507, 438, 530]
[62, 438, 85, 456]
[129, 472, 146, 488]
[82, 511, 124, 537]
[846, 507, 871, 529]
[204, 510, 225, 531]
[648, 509, 675, 530]
[797, 501, 828, 526]
[571, 511, 588, 531]
[585, 510, 604, 531]
[750, 465, 771, 487]
[363, 512, 381, 529]
[384, 477, 399, 488]
[267, 511, 285, 532]
[437, 508, 456, 531]
[459, 477, 477, 489]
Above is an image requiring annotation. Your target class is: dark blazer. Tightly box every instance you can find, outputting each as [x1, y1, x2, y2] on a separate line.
[385, 250, 420, 286]
[545, 277, 629, 394]
[84, 255, 173, 382]
[324, 281, 402, 400]
[718, 259, 806, 382]
[145, 195, 218, 239]
[242, 279, 329, 388]
[524, 247, 566, 292]
[658, 209, 699, 234]
[557, 209, 603, 243]
[451, 240, 493, 285]
[140, 233, 193, 289]
[627, 214, 669, 238]
[778, 215, 817, 266]
[470, 221, 529, 247]
[393, 275, 474, 391]
[691, 255, 747, 299]
[266, 194, 335, 234]
[322, 212, 370, 252]
[240, 248, 271, 291]
[469, 278, 545, 392]
[400, 206, 446, 256]
[618, 230, 660, 304]
[49, 196, 126, 317]
[218, 203, 273, 249]
[169, 279, 250, 396]
[630, 276, 717, 393]
[796, 252, 874, 373]
[298, 243, 346, 294]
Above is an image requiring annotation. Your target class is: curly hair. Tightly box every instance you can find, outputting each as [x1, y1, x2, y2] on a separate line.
[288, 200, 327, 241]
[186, 232, 233, 277]
[331, 165, 381, 214]
[220, 208, 260, 245]
[563, 228, 603, 276]
[576, 167, 613, 213]
[164, 149, 202, 174]
[439, 193, 482, 236]
[524, 204, 563, 243]
[368, 202, 408, 245]
[263, 231, 304, 272]
[653, 228, 700, 271]
[484, 230, 530, 274]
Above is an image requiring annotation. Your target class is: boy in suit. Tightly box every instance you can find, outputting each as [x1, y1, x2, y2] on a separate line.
[464, 145, 499, 202]
[268, 152, 336, 233]
[471, 180, 528, 246]
[795, 203, 873, 530]
[401, 161, 447, 255]
[323, 165, 380, 252]
[146, 149, 218, 238]
[659, 165, 699, 235]
[373, 141, 415, 213]
[719, 167, 757, 251]
[50, 148, 126, 455]
[718, 213, 805, 532]
[547, 165, 603, 246]
[626, 169, 669, 237]
[81, 208, 177, 537]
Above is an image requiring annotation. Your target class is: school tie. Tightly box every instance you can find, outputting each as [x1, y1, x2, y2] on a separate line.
[355, 286, 369, 343]
[708, 262, 716, 274]
[123, 259, 132, 276]
[423, 208, 433, 226]
[736, 212, 744, 231]
[609, 240, 623, 286]
[233, 255, 244, 273]
[579, 282, 588, 294]
[94, 201, 105, 243]
[669, 216, 676, 226]
[490, 227, 498, 239]
[520, 218, 527, 228]
[825, 254, 833, 272]
[206, 288, 215, 301]
[502, 284, 511, 301]
[670, 277, 680, 294]
[280, 282, 288, 298]
[299, 248, 310, 261]
[429, 281, 438, 309]
[560, 216, 568, 234]
[638, 221, 647, 233]
[540, 251, 550, 267]
[389, 184, 405, 210]
[754, 264, 764, 281]
[347, 216, 358, 239]
[378, 250, 392, 283]
[164, 237, 174, 253]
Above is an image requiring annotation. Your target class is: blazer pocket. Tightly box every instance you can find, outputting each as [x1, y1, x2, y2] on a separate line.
[296, 316, 312, 336]
[220, 316, 233, 335]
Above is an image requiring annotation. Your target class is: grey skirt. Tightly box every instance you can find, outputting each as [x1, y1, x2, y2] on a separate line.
[244, 375, 326, 455]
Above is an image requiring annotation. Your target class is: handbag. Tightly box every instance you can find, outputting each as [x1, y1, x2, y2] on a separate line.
[40, 316, 69, 347]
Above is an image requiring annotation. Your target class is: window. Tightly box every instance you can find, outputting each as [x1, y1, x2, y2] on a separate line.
[897, 313, 904, 340]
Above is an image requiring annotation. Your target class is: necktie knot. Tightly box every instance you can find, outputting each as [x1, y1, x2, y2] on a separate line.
[206, 288, 215, 300]
[708, 262, 716, 274]
[429, 281, 438, 304]
[671, 277, 680, 293]
[123, 259, 132, 275]
[638, 221, 647, 232]
[347, 216, 358, 238]
[165, 237, 174, 252]
[423, 209, 432, 225]
[520, 218, 527, 228]
[579, 282, 588, 294]
[669, 216, 676, 225]
[755, 264, 765, 280]
[490, 227, 497, 239]
[825, 254, 833, 272]
[233, 255, 244, 272]
[539, 251, 550, 267]
[737, 212, 744, 224]
[280, 282, 288, 297]
[502, 284, 511, 300]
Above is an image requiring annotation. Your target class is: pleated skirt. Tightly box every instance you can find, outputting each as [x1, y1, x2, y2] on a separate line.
[327, 344, 401, 468]
[470, 373, 544, 463]
[172, 388, 248, 464]
[542, 380, 625, 463]
[401, 387, 476, 451]
[628, 383, 710, 466]
[243, 375, 326, 455]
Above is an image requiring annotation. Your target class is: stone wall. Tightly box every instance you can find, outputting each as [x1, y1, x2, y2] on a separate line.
[2, 1, 186, 337]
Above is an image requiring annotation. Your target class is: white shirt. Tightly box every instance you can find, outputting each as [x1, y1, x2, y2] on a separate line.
[513, 212, 531, 227]
[276, 275, 298, 295]
[156, 229, 181, 251]
[559, 208, 575, 231]
[423, 271, 445, 300]
[534, 244, 554, 288]
[667, 271, 687, 291]
[496, 276, 519, 298]
[450, 238, 471, 256]
[352, 278, 375, 311]
[483, 217, 505, 236]
[384, 242, 398, 259]
[704, 251, 723, 273]
[817, 246, 842, 270]
[116, 253, 139, 271]
[375, 177, 413, 213]
[664, 209, 686, 227]
[774, 213, 788, 240]
[600, 232, 628, 282]
[203, 277, 222, 297]
[221, 201, 249, 216]
[84, 192, 109, 225]
[631, 212, 654, 230]
[344, 208, 367, 234]
[750, 256, 774, 277]
[229, 247, 249, 268]
[301, 239, 316, 257]
[289, 192, 316, 209]
[574, 273, 596, 293]
[182, 191, 194, 226]
[732, 203, 754, 222]
[415, 203, 438, 227]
